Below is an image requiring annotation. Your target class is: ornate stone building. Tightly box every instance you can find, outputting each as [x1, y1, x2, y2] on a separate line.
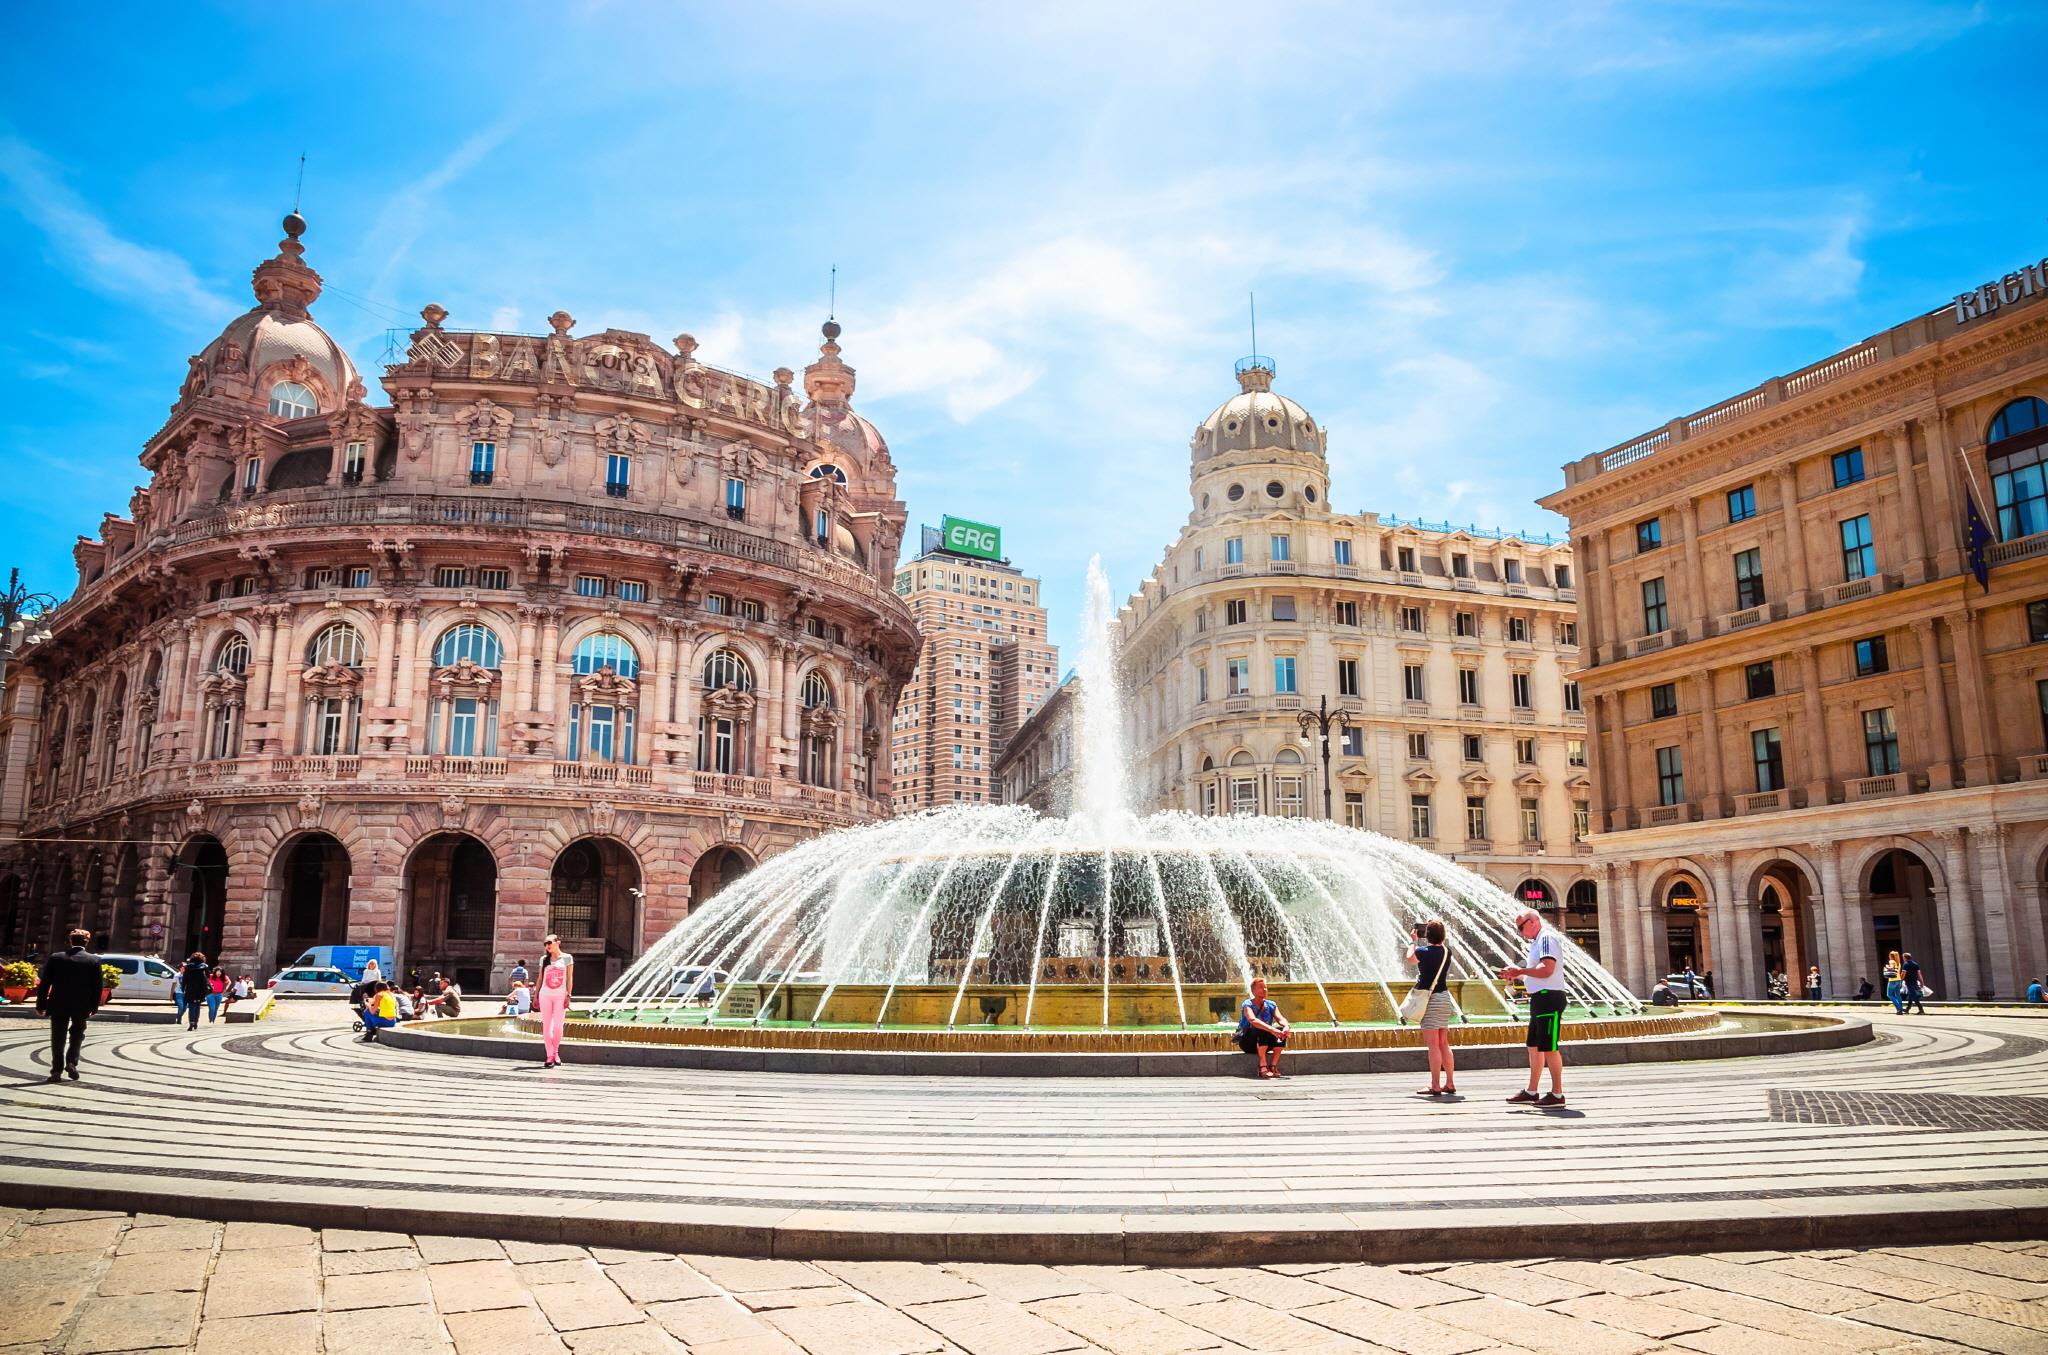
[0, 213, 919, 993]
[1541, 253, 2048, 1000]
[1114, 359, 1594, 935]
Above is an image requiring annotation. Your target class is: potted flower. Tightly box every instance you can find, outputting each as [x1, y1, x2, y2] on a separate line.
[1, 960, 36, 1004]
[100, 963, 123, 1006]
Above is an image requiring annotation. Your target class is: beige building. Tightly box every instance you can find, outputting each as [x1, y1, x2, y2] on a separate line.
[0, 211, 920, 991]
[1541, 251, 2048, 1000]
[1114, 359, 1594, 935]
[889, 540, 1057, 810]
[992, 673, 1077, 813]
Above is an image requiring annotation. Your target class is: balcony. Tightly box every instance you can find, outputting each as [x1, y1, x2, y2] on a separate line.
[404, 756, 509, 779]
[1721, 605, 1767, 634]
[1647, 801, 1695, 826]
[271, 756, 361, 781]
[1740, 789, 1785, 815]
[470, 470, 494, 485]
[2023, 753, 2048, 781]
[552, 762, 654, 786]
[606, 483, 630, 499]
[1990, 532, 2048, 567]
[1849, 772, 1914, 801]
[1825, 574, 1893, 607]
[1628, 629, 1676, 658]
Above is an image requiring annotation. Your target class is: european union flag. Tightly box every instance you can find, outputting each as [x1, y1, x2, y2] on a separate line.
[1966, 494, 1993, 592]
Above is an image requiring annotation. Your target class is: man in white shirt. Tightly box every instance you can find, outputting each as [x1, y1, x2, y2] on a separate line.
[1497, 908, 1569, 1108]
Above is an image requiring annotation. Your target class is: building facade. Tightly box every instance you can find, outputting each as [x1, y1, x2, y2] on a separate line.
[1541, 253, 2048, 1000]
[1114, 359, 1595, 931]
[992, 673, 1077, 813]
[889, 541, 1057, 810]
[0, 213, 919, 993]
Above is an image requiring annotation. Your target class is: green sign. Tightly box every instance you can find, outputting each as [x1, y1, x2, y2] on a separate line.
[941, 516, 1002, 560]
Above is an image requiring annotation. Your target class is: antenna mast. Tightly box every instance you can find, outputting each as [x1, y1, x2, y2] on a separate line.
[1249, 291, 1257, 358]
[829, 265, 837, 322]
[293, 153, 306, 212]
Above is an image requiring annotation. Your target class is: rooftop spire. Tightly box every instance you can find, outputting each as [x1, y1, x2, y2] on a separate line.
[250, 208, 322, 316]
[805, 316, 855, 404]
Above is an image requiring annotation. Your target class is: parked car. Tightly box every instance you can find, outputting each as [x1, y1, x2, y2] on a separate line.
[665, 967, 730, 1001]
[1662, 972, 1712, 999]
[99, 954, 181, 1001]
[266, 966, 356, 995]
[284, 945, 394, 982]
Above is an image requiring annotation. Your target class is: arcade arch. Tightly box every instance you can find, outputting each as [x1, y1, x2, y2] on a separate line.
[403, 833, 497, 992]
[546, 838, 642, 994]
[271, 833, 352, 974]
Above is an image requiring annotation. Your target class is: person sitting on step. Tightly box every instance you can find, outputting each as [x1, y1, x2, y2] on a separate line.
[1235, 977, 1289, 1079]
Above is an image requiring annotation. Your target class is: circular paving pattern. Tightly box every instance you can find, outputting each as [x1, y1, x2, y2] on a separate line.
[3, 1005, 2046, 1263]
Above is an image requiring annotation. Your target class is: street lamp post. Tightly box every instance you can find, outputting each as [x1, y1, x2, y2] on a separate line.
[0, 567, 58, 705]
[1296, 693, 1357, 822]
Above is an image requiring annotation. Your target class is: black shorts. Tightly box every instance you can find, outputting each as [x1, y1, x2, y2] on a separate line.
[1237, 1026, 1284, 1052]
[1526, 989, 1568, 1052]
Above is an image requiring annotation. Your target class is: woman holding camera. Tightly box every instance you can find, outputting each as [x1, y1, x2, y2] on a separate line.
[1409, 920, 1457, 1096]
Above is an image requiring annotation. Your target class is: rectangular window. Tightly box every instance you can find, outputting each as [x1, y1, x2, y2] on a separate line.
[448, 697, 480, 758]
[1504, 559, 1523, 583]
[1333, 539, 1353, 565]
[435, 566, 467, 588]
[1863, 707, 1901, 776]
[2031, 600, 2048, 643]
[1840, 514, 1875, 581]
[1466, 795, 1488, 840]
[1344, 792, 1365, 829]
[1336, 657, 1359, 697]
[471, 441, 496, 483]
[1508, 616, 1529, 643]
[1746, 660, 1776, 699]
[1558, 620, 1578, 646]
[1458, 668, 1480, 705]
[476, 568, 510, 590]
[1728, 483, 1756, 522]
[1455, 611, 1476, 637]
[1511, 672, 1533, 709]
[1225, 598, 1247, 625]
[1273, 655, 1297, 694]
[1656, 745, 1685, 805]
[314, 697, 349, 756]
[1334, 600, 1358, 626]
[1192, 546, 1203, 571]
[1854, 634, 1889, 677]
[2040, 680, 2048, 748]
[1520, 796, 1540, 842]
[1407, 732, 1429, 758]
[1563, 680, 1582, 713]
[606, 453, 632, 496]
[1231, 778, 1259, 815]
[1225, 537, 1244, 564]
[243, 457, 261, 492]
[1642, 576, 1669, 633]
[1462, 733, 1482, 762]
[1270, 534, 1292, 562]
[1650, 682, 1677, 719]
[1410, 793, 1433, 839]
[305, 567, 335, 589]
[1403, 664, 1425, 702]
[1342, 727, 1363, 757]
[1574, 805, 1590, 840]
[1832, 446, 1865, 488]
[575, 574, 605, 598]
[345, 567, 372, 588]
[725, 477, 747, 521]
[704, 593, 728, 614]
[1516, 737, 1536, 764]
[1567, 738, 1586, 767]
[1203, 781, 1219, 817]
[1998, 450, 2048, 540]
[343, 442, 366, 481]
[1451, 553, 1470, 578]
[616, 580, 647, 603]
[1733, 547, 1766, 609]
[1196, 665, 1209, 702]
[1555, 563, 1573, 590]
[1271, 595, 1297, 621]
[1401, 605, 1424, 632]
[1753, 727, 1784, 792]
[1397, 546, 1417, 572]
[1275, 776, 1305, 818]
[814, 508, 829, 544]
[1636, 517, 1662, 552]
[1227, 658, 1251, 696]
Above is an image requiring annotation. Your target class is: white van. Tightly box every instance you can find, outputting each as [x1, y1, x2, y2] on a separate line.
[100, 954, 180, 1002]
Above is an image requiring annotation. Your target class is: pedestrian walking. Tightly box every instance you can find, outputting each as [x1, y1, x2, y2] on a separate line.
[178, 952, 210, 1032]
[1901, 952, 1927, 1013]
[536, 933, 573, 1068]
[1883, 951, 1905, 1014]
[1500, 908, 1568, 1108]
[205, 967, 226, 1023]
[1804, 965, 1822, 1001]
[35, 928, 102, 1083]
[1408, 920, 1456, 1096]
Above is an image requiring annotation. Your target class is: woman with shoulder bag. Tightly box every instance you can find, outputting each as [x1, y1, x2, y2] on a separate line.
[1405, 919, 1457, 1096]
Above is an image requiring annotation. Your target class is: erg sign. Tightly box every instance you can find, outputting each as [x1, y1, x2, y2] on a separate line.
[941, 515, 1002, 561]
[1953, 257, 2048, 324]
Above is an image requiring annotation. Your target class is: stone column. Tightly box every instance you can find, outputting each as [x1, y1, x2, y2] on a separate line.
[1950, 611, 1997, 786]
[1922, 411, 1968, 578]
[652, 620, 678, 763]
[511, 606, 538, 714]
[1976, 824, 2018, 998]
[247, 605, 281, 721]
[1599, 693, 1634, 831]
[1814, 839, 1854, 1000]
[1634, 869, 1660, 994]
[391, 605, 421, 753]
[537, 608, 562, 721]
[1793, 652, 1833, 804]
[1914, 617, 1958, 790]
[1595, 862, 1629, 983]
[1593, 532, 1621, 662]
[2014, 876, 2048, 1000]
[1678, 498, 1707, 641]
[1775, 466, 1811, 611]
[375, 600, 401, 707]
[1890, 425, 1930, 584]
[1707, 851, 1744, 998]
[1935, 827, 1982, 1000]
[162, 620, 194, 763]
[673, 625, 700, 771]
[1695, 671, 1724, 818]
[174, 618, 204, 745]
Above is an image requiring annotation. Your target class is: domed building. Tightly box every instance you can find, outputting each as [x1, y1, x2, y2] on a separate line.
[0, 214, 919, 993]
[1112, 358, 1600, 947]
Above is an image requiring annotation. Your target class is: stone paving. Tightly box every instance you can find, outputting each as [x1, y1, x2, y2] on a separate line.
[2, 1008, 2046, 1260]
[3, 1206, 2047, 1354]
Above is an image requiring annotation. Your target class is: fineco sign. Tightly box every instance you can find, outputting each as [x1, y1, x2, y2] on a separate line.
[941, 516, 1002, 561]
[1953, 257, 2048, 325]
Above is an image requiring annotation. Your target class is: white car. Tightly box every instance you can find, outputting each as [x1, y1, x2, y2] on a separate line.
[267, 966, 356, 995]
[665, 967, 730, 1001]
[101, 954, 180, 1001]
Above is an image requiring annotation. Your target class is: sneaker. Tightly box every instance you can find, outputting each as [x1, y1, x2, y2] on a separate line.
[46, 1070, 61, 1083]
[1537, 1093, 1567, 1108]
[1506, 1090, 1540, 1104]
[66, 1067, 79, 1081]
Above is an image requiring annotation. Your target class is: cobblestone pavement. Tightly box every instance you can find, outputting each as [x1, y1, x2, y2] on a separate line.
[3, 1206, 2046, 1354]
[2, 1008, 2045, 1259]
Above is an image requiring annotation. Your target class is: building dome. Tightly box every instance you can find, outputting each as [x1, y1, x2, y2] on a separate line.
[180, 212, 361, 415]
[1190, 360, 1324, 462]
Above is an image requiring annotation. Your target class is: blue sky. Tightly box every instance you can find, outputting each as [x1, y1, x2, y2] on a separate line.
[3, 3, 2045, 660]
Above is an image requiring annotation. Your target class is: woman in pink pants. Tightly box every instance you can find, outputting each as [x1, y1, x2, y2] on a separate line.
[537, 933, 573, 1069]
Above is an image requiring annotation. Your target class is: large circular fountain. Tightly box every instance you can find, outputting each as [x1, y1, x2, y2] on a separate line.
[589, 558, 1645, 1043]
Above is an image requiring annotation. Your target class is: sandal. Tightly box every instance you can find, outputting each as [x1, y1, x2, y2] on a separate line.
[1415, 1088, 1442, 1097]
[1442, 1084, 1457, 1095]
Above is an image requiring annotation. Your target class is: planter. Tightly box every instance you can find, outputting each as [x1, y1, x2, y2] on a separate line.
[2, 986, 28, 1004]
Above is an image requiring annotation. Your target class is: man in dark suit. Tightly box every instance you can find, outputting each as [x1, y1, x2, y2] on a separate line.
[35, 928, 103, 1083]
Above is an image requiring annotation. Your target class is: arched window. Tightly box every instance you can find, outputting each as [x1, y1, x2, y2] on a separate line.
[1989, 397, 2048, 540]
[268, 381, 317, 419]
[573, 632, 639, 679]
[306, 623, 365, 668]
[434, 623, 503, 669]
[1566, 879, 1598, 911]
[801, 672, 831, 710]
[808, 464, 847, 483]
[798, 671, 834, 787]
[702, 649, 753, 691]
[215, 635, 250, 676]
